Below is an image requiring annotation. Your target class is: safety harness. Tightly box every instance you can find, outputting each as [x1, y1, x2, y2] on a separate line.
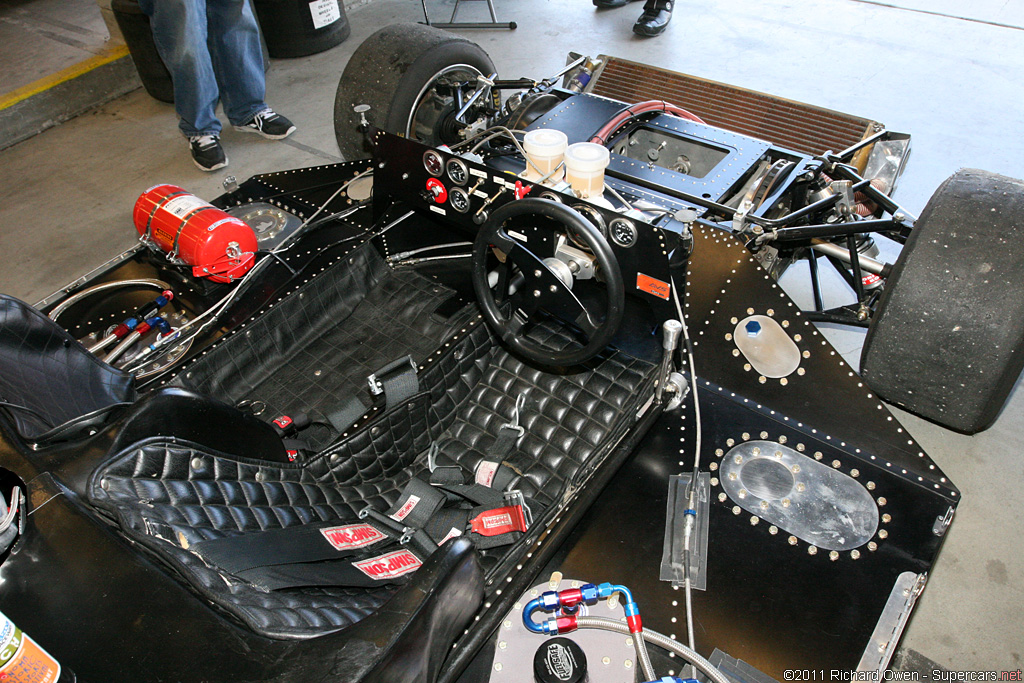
[190, 397, 537, 591]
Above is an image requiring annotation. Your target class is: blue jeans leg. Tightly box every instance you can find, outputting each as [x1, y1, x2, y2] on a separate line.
[207, 0, 267, 126]
[139, 0, 267, 136]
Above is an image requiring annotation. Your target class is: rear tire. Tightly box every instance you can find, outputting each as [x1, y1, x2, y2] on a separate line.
[861, 168, 1024, 433]
[333, 23, 495, 160]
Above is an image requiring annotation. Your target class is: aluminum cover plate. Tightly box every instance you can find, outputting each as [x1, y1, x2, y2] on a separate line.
[721, 441, 879, 550]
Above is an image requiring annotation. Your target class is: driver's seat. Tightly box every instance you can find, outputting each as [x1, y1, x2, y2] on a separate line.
[89, 305, 654, 676]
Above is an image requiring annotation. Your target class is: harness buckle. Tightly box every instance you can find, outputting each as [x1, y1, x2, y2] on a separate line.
[367, 356, 418, 397]
[500, 395, 527, 439]
[504, 489, 533, 529]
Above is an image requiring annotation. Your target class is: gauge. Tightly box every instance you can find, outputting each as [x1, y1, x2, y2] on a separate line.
[449, 187, 471, 213]
[538, 190, 564, 204]
[423, 150, 444, 176]
[446, 158, 469, 185]
[609, 218, 638, 248]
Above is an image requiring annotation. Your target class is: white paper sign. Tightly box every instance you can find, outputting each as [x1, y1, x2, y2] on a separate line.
[309, 0, 340, 29]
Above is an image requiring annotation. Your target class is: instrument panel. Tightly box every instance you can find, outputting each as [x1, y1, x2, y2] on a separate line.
[372, 130, 682, 310]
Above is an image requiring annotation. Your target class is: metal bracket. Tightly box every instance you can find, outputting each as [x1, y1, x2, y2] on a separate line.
[367, 356, 418, 397]
[856, 572, 927, 674]
[932, 506, 955, 537]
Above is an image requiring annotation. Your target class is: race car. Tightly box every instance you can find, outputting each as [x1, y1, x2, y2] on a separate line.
[0, 22, 1020, 683]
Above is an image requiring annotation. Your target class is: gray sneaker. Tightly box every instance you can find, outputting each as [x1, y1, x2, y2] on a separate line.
[188, 134, 228, 172]
[234, 108, 296, 140]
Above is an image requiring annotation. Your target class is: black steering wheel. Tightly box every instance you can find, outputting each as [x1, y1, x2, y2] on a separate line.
[472, 198, 625, 366]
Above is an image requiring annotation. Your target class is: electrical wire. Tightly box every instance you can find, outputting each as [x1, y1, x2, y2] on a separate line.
[575, 616, 730, 683]
[671, 273, 703, 664]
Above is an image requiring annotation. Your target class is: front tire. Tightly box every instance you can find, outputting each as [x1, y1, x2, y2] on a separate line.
[861, 168, 1024, 433]
[333, 23, 496, 160]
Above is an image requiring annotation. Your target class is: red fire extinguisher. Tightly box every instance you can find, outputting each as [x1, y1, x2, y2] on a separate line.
[133, 184, 258, 283]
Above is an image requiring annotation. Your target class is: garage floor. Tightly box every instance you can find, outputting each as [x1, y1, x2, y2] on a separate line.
[1, 0, 1022, 672]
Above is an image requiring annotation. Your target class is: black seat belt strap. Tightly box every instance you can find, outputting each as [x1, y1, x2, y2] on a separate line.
[237, 545, 429, 590]
[191, 518, 391, 573]
[368, 355, 419, 408]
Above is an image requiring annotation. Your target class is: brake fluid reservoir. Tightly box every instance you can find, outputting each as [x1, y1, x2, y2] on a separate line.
[522, 129, 567, 184]
[564, 142, 610, 199]
[0, 611, 74, 682]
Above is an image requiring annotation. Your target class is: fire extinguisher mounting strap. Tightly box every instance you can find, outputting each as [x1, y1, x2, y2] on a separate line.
[143, 190, 188, 246]
[170, 206, 210, 262]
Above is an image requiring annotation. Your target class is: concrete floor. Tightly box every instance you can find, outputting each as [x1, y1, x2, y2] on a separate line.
[1, 0, 1022, 672]
[0, 0, 110, 95]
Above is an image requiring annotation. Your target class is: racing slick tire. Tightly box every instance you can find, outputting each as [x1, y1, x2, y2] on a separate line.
[861, 168, 1024, 433]
[333, 23, 496, 160]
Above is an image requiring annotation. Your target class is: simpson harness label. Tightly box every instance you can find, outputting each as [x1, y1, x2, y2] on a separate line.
[390, 494, 421, 522]
[320, 524, 386, 551]
[353, 549, 423, 580]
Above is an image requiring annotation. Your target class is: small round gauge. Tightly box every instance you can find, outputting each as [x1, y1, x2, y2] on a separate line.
[609, 218, 638, 248]
[449, 187, 471, 213]
[423, 150, 444, 176]
[446, 158, 469, 185]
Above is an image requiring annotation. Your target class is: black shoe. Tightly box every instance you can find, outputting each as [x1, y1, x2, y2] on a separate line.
[188, 134, 228, 172]
[594, 0, 641, 8]
[234, 107, 296, 140]
[633, 0, 672, 35]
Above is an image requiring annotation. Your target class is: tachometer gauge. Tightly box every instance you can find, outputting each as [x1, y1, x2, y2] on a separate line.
[446, 158, 469, 185]
[449, 187, 471, 213]
[609, 217, 638, 248]
[423, 150, 444, 176]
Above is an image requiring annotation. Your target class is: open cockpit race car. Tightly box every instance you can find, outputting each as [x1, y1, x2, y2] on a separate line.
[2, 22, 1023, 683]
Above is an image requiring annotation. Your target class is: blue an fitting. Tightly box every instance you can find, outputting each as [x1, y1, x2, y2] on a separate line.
[523, 596, 546, 634]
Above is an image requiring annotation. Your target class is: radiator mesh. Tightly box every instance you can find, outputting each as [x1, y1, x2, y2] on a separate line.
[589, 57, 875, 157]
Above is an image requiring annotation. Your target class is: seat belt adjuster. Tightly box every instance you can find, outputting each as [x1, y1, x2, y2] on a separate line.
[470, 504, 528, 537]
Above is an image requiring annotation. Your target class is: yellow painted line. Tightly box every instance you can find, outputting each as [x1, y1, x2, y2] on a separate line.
[0, 43, 131, 112]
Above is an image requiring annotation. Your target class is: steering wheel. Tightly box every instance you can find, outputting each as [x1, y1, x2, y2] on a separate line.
[472, 198, 625, 366]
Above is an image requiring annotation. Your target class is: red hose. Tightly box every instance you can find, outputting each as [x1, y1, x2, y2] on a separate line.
[590, 100, 706, 145]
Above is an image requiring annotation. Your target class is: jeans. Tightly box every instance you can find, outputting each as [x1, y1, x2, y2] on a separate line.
[139, 0, 267, 137]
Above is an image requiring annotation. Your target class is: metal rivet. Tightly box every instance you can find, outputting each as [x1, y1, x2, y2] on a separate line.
[851, 549, 861, 560]
[768, 525, 778, 535]
[788, 535, 798, 545]
[808, 545, 818, 555]
[371, 426, 380, 436]
[100, 478, 109, 490]
[190, 457, 203, 470]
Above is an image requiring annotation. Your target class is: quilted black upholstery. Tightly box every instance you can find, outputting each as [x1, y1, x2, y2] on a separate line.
[178, 245, 470, 450]
[0, 295, 135, 441]
[90, 272, 655, 639]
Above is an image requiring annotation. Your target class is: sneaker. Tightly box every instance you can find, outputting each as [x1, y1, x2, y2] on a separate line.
[188, 134, 228, 172]
[234, 108, 296, 140]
